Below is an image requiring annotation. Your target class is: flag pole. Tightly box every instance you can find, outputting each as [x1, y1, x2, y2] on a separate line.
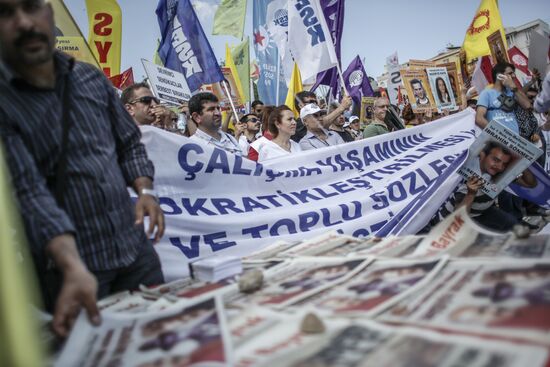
[276, 55, 281, 105]
[222, 80, 240, 124]
[335, 62, 349, 96]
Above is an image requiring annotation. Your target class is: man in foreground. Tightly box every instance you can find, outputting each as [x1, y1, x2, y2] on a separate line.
[0, 0, 165, 337]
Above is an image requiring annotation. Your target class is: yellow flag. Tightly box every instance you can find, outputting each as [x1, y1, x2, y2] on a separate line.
[462, 0, 508, 62]
[285, 62, 303, 117]
[85, 0, 122, 77]
[0, 145, 43, 367]
[50, 0, 99, 67]
[213, 0, 247, 39]
[225, 44, 246, 103]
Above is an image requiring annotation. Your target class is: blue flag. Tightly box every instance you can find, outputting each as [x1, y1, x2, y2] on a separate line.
[253, 0, 288, 105]
[156, 0, 224, 92]
[342, 55, 374, 105]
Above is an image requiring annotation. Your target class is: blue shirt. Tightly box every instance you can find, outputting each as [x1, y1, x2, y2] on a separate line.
[477, 88, 519, 133]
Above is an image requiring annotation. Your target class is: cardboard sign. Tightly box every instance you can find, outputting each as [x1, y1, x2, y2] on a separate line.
[528, 30, 550, 74]
[141, 59, 192, 106]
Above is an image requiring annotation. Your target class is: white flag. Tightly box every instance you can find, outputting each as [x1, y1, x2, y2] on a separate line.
[287, 0, 337, 81]
[266, 0, 294, 85]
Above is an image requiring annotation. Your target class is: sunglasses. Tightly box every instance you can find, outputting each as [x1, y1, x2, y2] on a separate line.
[129, 96, 160, 105]
[246, 118, 259, 123]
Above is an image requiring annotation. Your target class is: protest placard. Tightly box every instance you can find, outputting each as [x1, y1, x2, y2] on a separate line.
[408, 59, 437, 70]
[401, 69, 437, 113]
[437, 61, 463, 107]
[141, 59, 192, 105]
[528, 30, 550, 75]
[360, 96, 375, 124]
[487, 30, 510, 65]
[458, 120, 543, 198]
[426, 67, 458, 112]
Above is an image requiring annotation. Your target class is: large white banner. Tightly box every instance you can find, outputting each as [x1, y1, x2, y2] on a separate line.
[142, 110, 476, 280]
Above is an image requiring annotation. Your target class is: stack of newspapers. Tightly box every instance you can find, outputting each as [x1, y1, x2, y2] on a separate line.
[192, 255, 242, 282]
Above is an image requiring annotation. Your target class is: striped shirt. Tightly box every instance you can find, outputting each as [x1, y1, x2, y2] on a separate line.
[0, 52, 154, 271]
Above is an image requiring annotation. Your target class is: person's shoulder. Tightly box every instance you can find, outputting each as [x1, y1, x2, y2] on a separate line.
[290, 139, 302, 152]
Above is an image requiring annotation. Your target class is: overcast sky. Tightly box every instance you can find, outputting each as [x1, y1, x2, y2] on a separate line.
[64, 0, 550, 81]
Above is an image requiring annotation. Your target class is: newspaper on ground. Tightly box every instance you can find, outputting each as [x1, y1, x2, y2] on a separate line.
[277, 231, 362, 257]
[55, 296, 232, 367]
[235, 315, 547, 367]
[378, 259, 550, 343]
[291, 258, 447, 317]
[226, 257, 372, 309]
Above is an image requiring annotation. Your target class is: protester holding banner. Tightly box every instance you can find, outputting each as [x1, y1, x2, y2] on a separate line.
[189, 92, 242, 155]
[253, 105, 301, 162]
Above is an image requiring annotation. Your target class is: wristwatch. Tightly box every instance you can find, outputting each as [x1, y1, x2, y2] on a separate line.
[139, 188, 159, 202]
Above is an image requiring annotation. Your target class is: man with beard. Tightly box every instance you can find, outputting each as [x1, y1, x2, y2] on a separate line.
[189, 92, 242, 155]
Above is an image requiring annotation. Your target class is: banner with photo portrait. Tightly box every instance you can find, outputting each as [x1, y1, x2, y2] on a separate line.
[426, 67, 458, 112]
[401, 69, 436, 113]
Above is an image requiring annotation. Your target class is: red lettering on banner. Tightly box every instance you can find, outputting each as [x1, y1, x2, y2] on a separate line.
[95, 41, 112, 63]
[93, 13, 113, 36]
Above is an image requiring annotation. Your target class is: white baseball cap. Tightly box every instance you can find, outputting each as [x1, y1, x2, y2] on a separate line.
[343, 115, 359, 128]
[300, 103, 323, 120]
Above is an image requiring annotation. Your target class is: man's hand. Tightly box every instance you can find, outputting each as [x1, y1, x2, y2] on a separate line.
[135, 194, 165, 243]
[340, 95, 353, 110]
[466, 176, 484, 194]
[501, 74, 516, 90]
[150, 105, 172, 128]
[53, 263, 100, 338]
[46, 234, 101, 338]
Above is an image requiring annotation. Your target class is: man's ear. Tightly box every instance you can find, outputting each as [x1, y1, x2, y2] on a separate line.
[191, 112, 201, 125]
[124, 103, 134, 115]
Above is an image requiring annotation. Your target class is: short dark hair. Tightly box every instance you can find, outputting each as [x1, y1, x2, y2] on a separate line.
[491, 62, 515, 84]
[410, 79, 422, 87]
[295, 91, 316, 111]
[239, 113, 258, 123]
[482, 141, 512, 157]
[251, 100, 264, 109]
[188, 92, 219, 118]
[268, 105, 292, 138]
[121, 82, 150, 104]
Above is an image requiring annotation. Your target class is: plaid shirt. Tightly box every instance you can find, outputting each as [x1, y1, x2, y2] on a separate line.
[0, 52, 154, 271]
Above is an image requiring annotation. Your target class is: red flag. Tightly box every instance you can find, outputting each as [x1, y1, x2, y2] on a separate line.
[479, 55, 494, 84]
[108, 67, 134, 90]
[507, 47, 531, 76]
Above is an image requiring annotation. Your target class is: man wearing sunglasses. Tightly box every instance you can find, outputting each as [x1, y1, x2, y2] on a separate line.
[122, 83, 173, 129]
[235, 113, 261, 155]
[299, 104, 345, 151]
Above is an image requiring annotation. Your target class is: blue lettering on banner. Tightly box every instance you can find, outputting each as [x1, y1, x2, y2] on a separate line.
[170, 231, 236, 259]
[294, 0, 326, 46]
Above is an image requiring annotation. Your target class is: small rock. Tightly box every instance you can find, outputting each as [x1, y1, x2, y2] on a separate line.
[300, 313, 325, 334]
[512, 224, 530, 239]
[238, 269, 263, 293]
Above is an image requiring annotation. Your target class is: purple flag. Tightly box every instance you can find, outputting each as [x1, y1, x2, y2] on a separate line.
[342, 55, 374, 105]
[310, 0, 345, 97]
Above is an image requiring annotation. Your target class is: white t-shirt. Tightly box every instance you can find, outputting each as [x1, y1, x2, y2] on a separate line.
[253, 138, 302, 163]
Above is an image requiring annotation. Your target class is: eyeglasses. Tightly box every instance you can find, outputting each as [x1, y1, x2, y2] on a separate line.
[246, 118, 259, 123]
[304, 99, 317, 104]
[129, 96, 160, 105]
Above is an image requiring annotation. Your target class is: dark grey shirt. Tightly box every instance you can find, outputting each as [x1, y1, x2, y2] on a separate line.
[0, 52, 154, 271]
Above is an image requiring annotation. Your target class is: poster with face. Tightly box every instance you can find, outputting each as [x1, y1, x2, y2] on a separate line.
[426, 67, 457, 112]
[360, 97, 376, 124]
[437, 62, 463, 107]
[401, 69, 436, 113]
[487, 30, 510, 65]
